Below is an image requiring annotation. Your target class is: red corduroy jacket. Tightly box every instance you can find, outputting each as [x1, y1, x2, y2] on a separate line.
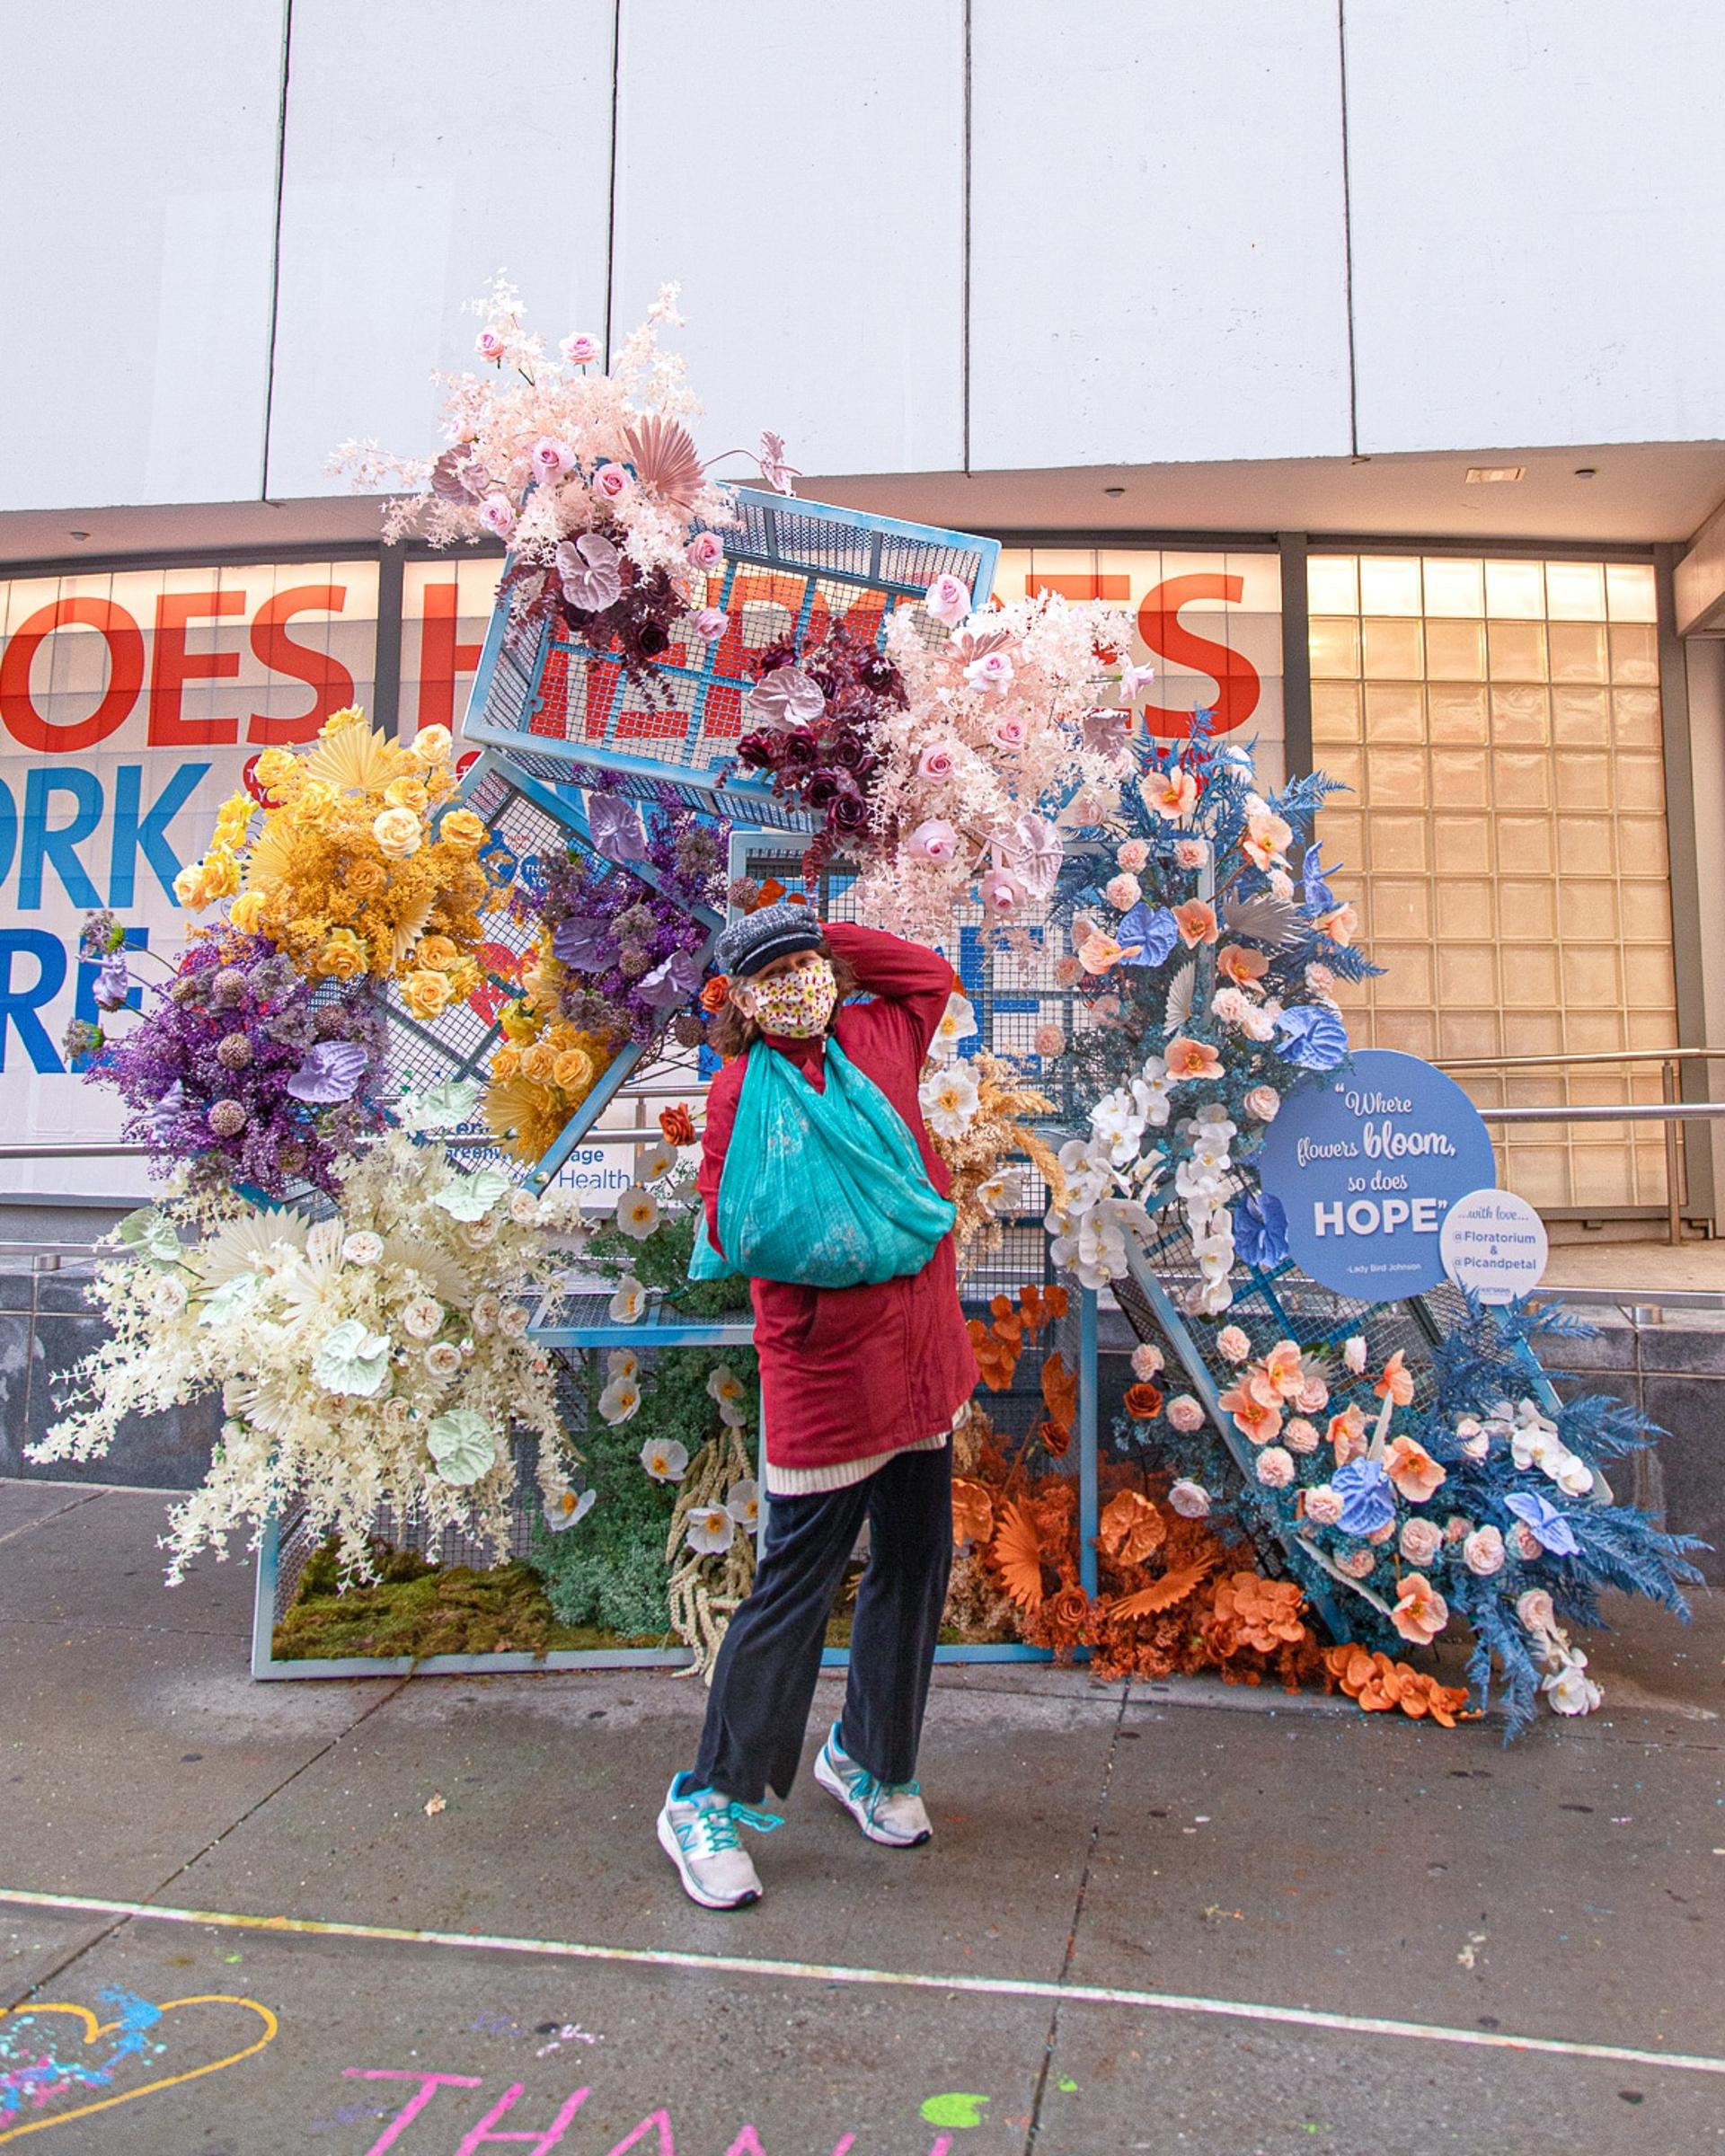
[698, 920, 980, 1478]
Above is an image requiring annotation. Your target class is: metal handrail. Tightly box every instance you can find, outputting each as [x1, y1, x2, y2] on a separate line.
[1438, 1047, 1725, 1072]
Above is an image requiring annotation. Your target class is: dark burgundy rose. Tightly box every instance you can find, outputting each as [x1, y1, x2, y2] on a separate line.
[830, 729, 871, 771]
[637, 623, 670, 657]
[860, 654, 897, 692]
[803, 770, 841, 808]
[829, 791, 868, 834]
[780, 729, 819, 768]
[737, 730, 780, 768]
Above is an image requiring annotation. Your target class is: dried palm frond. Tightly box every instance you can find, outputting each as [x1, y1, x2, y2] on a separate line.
[193, 1206, 312, 1288]
[1163, 961, 1195, 1031]
[243, 821, 296, 894]
[1103, 1556, 1217, 1621]
[624, 416, 705, 512]
[300, 721, 402, 796]
[989, 1498, 1048, 1613]
[1220, 893, 1302, 948]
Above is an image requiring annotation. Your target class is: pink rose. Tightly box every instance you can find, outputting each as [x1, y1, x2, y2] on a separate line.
[1033, 1023, 1066, 1057]
[1256, 1445, 1295, 1489]
[1174, 838, 1208, 869]
[1296, 1374, 1329, 1415]
[1511, 1522, 1544, 1562]
[1216, 1326, 1252, 1364]
[694, 607, 729, 641]
[1464, 1525, 1506, 1577]
[1105, 873, 1141, 910]
[532, 437, 573, 479]
[475, 327, 507, 361]
[478, 493, 516, 537]
[1342, 1335, 1367, 1375]
[1130, 1342, 1163, 1381]
[1337, 1548, 1378, 1578]
[907, 818, 958, 863]
[1400, 1517, 1443, 1566]
[1116, 840, 1149, 873]
[1167, 1476, 1210, 1516]
[1305, 1485, 1344, 1526]
[924, 573, 971, 627]
[1054, 955, 1084, 987]
[686, 532, 724, 571]
[981, 869, 1026, 914]
[1517, 1587, 1557, 1634]
[990, 716, 1027, 753]
[1166, 1395, 1205, 1435]
[1284, 1417, 1319, 1454]
[560, 332, 600, 366]
[1305, 963, 1337, 995]
[593, 461, 632, 500]
[917, 741, 957, 783]
[968, 651, 1016, 695]
[1244, 1084, 1281, 1122]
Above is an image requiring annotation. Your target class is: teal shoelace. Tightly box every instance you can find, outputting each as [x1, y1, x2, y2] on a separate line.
[681, 1798, 782, 1857]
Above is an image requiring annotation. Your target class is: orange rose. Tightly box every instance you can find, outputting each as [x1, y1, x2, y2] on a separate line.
[659, 1104, 697, 1146]
[1123, 1382, 1164, 1420]
[699, 975, 730, 1012]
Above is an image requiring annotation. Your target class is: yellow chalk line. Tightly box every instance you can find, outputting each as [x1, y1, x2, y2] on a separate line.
[2, 1887, 1720, 2080]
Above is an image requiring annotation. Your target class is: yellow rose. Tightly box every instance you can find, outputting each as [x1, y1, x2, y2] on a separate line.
[320, 704, 365, 737]
[491, 1044, 521, 1082]
[426, 768, 457, 802]
[372, 806, 421, 861]
[410, 724, 454, 765]
[446, 957, 481, 1000]
[252, 748, 297, 791]
[401, 968, 451, 1021]
[345, 857, 388, 902]
[521, 1042, 558, 1085]
[414, 933, 461, 973]
[384, 776, 429, 815]
[499, 1001, 538, 1044]
[552, 1047, 594, 1093]
[317, 927, 368, 980]
[438, 809, 486, 850]
[296, 781, 339, 826]
[213, 791, 253, 849]
[228, 890, 268, 934]
[172, 862, 212, 911]
[200, 846, 242, 901]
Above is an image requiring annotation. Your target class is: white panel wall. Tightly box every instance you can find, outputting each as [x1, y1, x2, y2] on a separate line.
[1347, 0, 1725, 454]
[606, 0, 966, 479]
[264, 0, 616, 500]
[969, 0, 1353, 471]
[0, 0, 282, 512]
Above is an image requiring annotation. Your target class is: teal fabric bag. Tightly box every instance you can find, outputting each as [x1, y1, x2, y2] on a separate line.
[689, 1039, 956, 1290]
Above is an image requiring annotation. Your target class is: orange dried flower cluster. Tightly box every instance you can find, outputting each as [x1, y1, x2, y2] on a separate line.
[1323, 1645, 1475, 1726]
[1206, 1571, 1307, 1656]
[1097, 1489, 1166, 1566]
[967, 1283, 1070, 1396]
[1039, 1351, 1077, 1456]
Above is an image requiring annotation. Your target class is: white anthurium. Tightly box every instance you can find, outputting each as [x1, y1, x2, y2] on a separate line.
[426, 1408, 499, 1486]
[685, 1504, 737, 1557]
[432, 1166, 512, 1222]
[310, 1319, 393, 1398]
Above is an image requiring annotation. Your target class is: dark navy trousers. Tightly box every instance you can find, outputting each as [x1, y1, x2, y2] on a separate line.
[693, 1440, 953, 1804]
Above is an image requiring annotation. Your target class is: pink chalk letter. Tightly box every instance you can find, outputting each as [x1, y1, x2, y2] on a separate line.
[346, 2070, 484, 2156]
[602, 2110, 677, 2156]
[456, 2081, 590, 2153]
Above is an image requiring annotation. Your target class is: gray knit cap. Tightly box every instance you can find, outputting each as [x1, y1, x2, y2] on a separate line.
[713, 900, 824, 980]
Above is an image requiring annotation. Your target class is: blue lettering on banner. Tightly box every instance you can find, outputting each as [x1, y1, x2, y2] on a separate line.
[1255, 1047, 1498, 1302]
[0, 930, 68, 1072]
[108, 762, 209, 906]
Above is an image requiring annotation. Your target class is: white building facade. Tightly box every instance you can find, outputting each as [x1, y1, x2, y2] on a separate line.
[4, 0, 1724, 1233]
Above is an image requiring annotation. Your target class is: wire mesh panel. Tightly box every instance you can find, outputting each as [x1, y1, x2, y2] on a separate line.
[459, 490, 1001, 820]
[380, 753, 723, 1188]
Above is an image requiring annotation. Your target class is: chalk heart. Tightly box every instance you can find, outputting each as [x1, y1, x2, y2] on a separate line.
[0, 1993, 278, 2144]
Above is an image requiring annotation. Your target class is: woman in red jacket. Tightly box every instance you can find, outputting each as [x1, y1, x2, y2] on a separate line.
[657, 906, 979, 1910]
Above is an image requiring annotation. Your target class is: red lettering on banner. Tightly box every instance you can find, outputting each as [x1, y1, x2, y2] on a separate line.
[248, 584, 355, 742]
[1020, 572, 1131, 602]
[419, 584, 484, 734]
[147, 588, 244, 747]
[1137, 574, 1261, 737]
[0, 596, 145, 753]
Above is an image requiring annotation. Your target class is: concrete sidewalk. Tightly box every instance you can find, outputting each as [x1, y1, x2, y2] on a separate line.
[1, 1480, 1721, 2156]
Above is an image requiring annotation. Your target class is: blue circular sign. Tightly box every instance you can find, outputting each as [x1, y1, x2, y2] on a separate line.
[1255, 1048, 1498, 1302]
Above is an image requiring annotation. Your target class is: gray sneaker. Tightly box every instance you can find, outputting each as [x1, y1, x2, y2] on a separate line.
[657, 1774, 781, 1910]
[814, 1724, 933, 1847]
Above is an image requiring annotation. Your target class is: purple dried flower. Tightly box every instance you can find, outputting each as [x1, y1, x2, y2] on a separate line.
[208, 1099, 248, 1137]
[210, 968, 246, 1008]
[217, 1032, 253, 1070]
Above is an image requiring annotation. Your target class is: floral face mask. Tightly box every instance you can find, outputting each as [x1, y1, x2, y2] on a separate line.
[743, 956, 837, 1038]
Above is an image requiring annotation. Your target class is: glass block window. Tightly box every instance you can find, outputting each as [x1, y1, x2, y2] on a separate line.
[1307, 555, 1676, 1214]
